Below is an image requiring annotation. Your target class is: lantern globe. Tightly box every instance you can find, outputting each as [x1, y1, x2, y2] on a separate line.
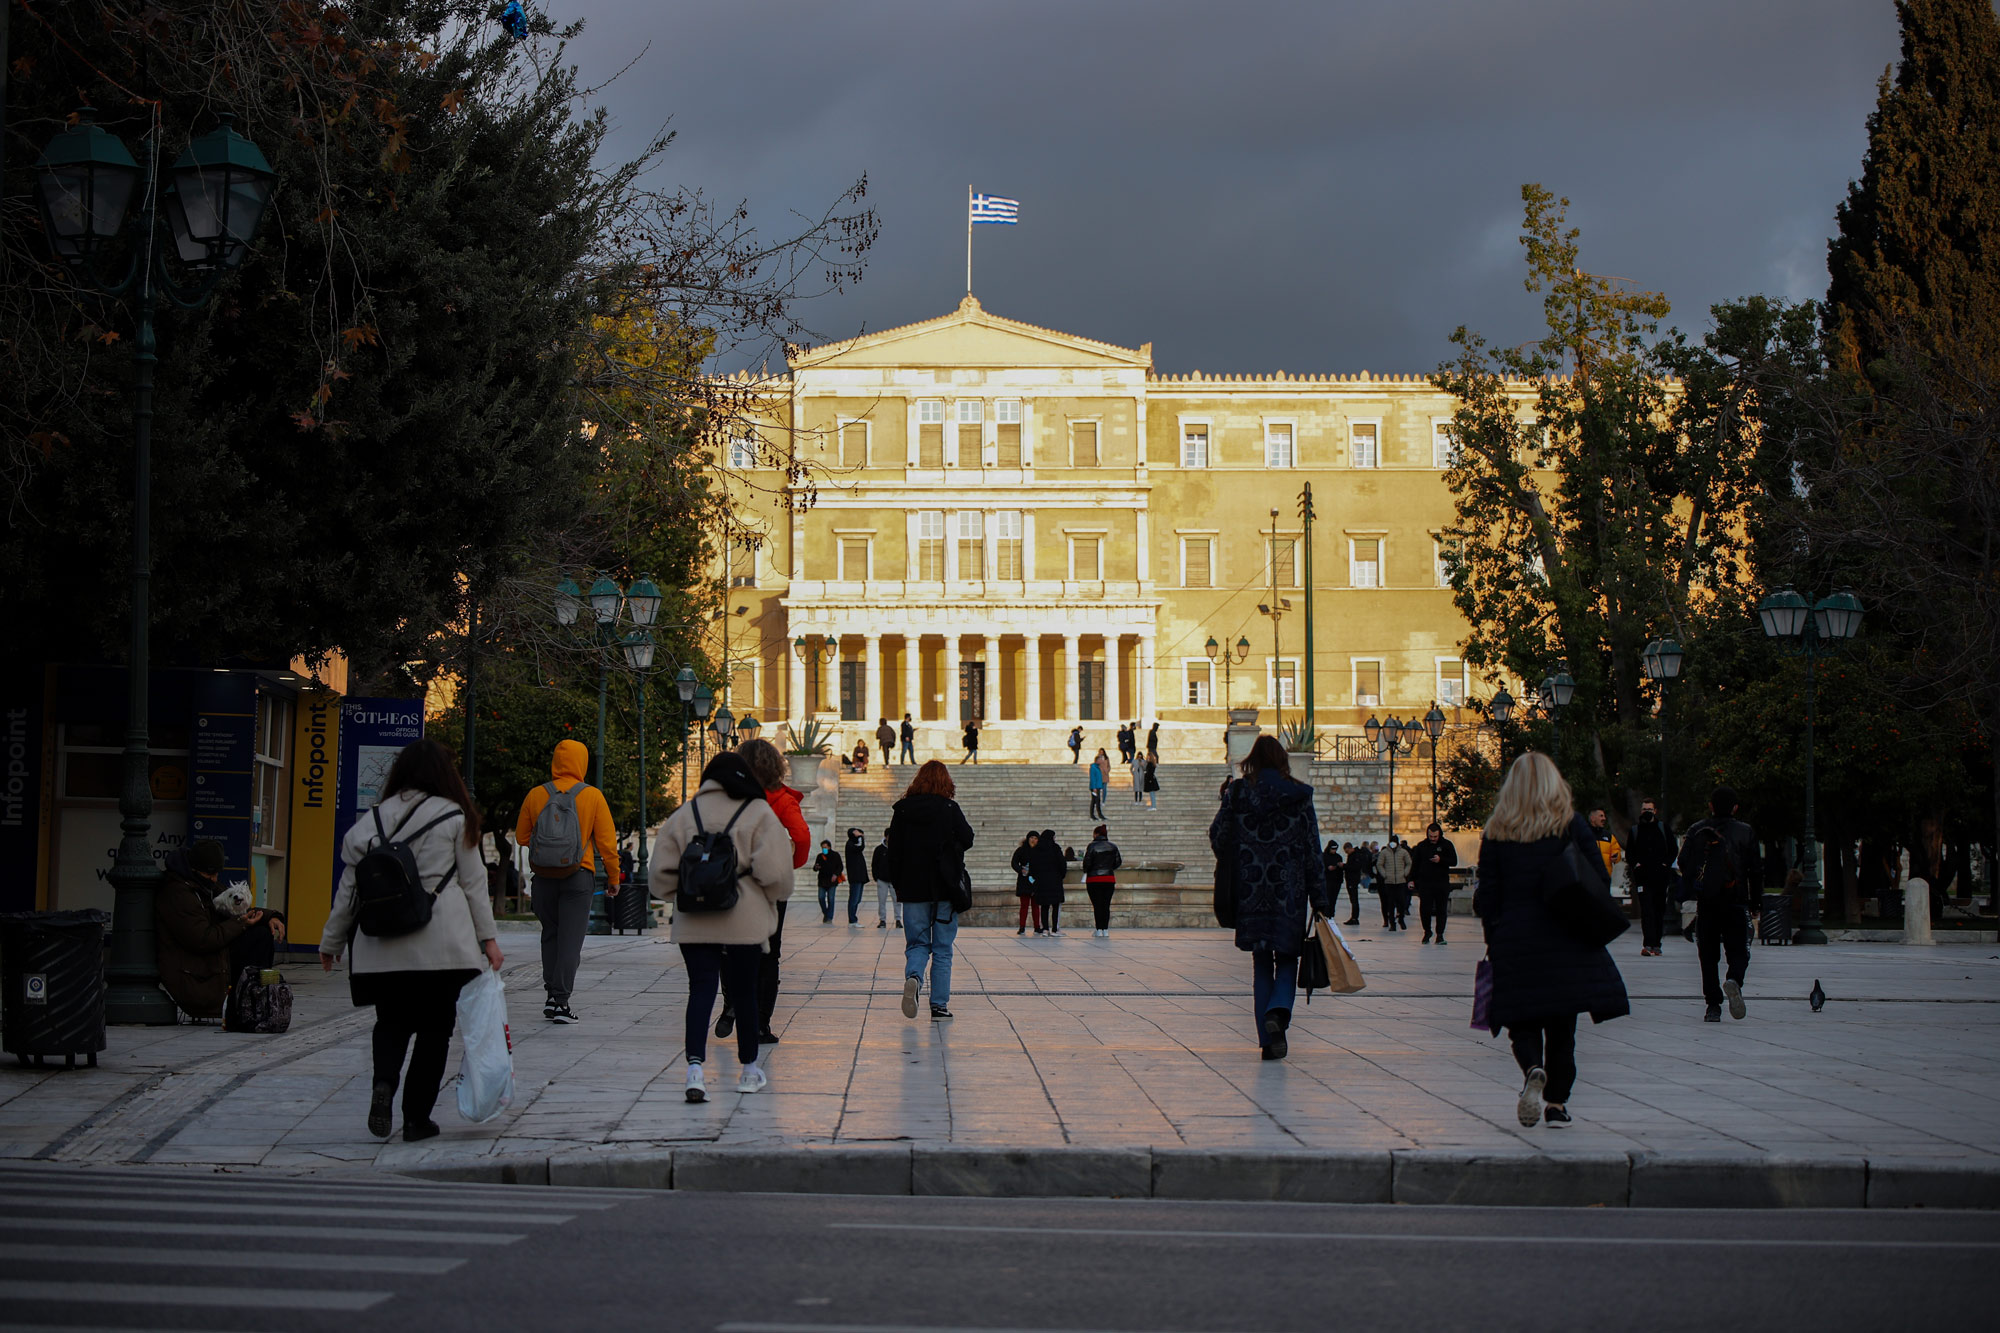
[163, 115, 275, 270]
[34, 112, 141, 265]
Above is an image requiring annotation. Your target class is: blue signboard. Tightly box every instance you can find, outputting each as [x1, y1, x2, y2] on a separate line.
[189, 674, 257, 887]
[332, 698, 424, 888]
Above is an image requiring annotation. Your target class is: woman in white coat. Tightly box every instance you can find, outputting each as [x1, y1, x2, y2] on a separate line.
[321, 739, 501, 1143]
[653, 752, 795, 1101]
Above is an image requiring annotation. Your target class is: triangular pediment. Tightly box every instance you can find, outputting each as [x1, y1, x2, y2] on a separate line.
[791, 296, 1151, 370]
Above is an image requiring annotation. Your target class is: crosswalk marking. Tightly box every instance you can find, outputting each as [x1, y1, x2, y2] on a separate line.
[0, 1176, 610, 1211]
[0, 1194, 573, 1224]
[0, 1243, 464, 1275]
[0, 1216, 523, 1245]
[0, 1280, 388, 1311]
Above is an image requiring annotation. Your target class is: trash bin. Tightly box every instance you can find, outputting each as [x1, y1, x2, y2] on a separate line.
[0, 909, 108, 1069]
[614, 869, 652, 933]
[1757, 893, 1793, 945]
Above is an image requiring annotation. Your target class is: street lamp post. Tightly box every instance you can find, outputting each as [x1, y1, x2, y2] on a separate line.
[1203, 635, 1252, 710]
[792, 634, 836, 718]
[1540, 669, 1576, 770]
[1757, 588, 1864, 944]
[621, 629, 658, 933]
[1422, 703, 1447, 826]
[675, 665, 697, 804]
[1641, 638, 1686, 819]
[1490, 687, 1516, 727]
[693, 683, 715, 782]
[1365, 715, 1416, 838]
[34, 111, 276, 1024]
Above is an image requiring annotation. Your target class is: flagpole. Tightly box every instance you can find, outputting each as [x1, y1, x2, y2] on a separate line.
[966, 184, 973, 295]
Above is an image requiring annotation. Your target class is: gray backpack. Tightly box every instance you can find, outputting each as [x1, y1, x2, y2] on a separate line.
[529, 782, 586, 876]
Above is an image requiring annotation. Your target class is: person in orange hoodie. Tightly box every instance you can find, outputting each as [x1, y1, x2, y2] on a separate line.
[515, 738, 619, 1024]
[714, 737, 807, 1046]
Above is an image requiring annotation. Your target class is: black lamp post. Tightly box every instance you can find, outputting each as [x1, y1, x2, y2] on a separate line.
[1490, 686, 1516, 726]
[1422, 703, 1447, 826]
[675, 665, 697, 804]
[693, 683, 715, 781]
[1365, 714, 1416, 838]
[1641, 637, 1685, 819]
[621, 629, 657, 932]
[1203, 634, 1252, 709]
[34, 111, 275, 1025]
[793, 634, 836, 716]
[1757, 588, 1863, 944]
[1540, 669, 1576, 769]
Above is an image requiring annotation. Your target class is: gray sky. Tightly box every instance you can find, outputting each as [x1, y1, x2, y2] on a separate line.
[561, 0, 1900, 373]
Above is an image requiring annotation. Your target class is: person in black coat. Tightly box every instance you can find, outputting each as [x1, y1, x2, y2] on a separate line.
[813, 840, 843, 923]
[1012, 831, 1044, 934]
[843, 827, 871, 926]
[1676, 788, 1761, 1022]
[1626, 798, 1678, 956]
[1340, 842, 1365, 925]
[1411, 822, 1459, 944]
[1473, 752, 1630, 1128]
[1030, 826, 1068, 934]
[1209, 736, 1332, 1061]
[1323, 840, 1352, 924]
[885, 761, 976, 1020]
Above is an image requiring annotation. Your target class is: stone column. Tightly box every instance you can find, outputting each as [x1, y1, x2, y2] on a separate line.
[1024, 636, 1042, 723]
[1104, 634, 1122, 724]
[1139, 633, 1158, 724]
[982, 634, 1000, 722]
[788, 651, 806, 725]
[1062, 633, 1081, 721]
[864, 634, 883, 726]
[944, 636, 962, 725]
[903, 636, 923, 725]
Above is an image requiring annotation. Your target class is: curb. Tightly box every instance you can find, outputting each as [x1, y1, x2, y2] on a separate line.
[389, 1147, 2000, 1209]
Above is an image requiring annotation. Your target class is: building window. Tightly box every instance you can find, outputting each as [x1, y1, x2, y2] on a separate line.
[1434, 539, 1454, 588]
[838, 536, 870, 581]
[1437, 659, 1466, 706]
[252, 692, 293, 855]
[1351, 422, 1379, 469]
[916, 511, 945, 580]
[918, 399, 945, 468]
[1350, 537, 1381, 589]
[1265, 422, 1295, 468]
[1354, 660, 1382, 708]
[1071, 421, 1100, 467]
[996, 399, 1022, 466]
[1071, 536, 1102, 580]
[728, 434, 755, 468]
[1433, 419, 1458, 469]
[1182, 537, 1212, 588]
[1181, 423, 1209, 468]
[729, 664, 756, 710]
[1185, 661, 1212, 706]
[955, 399, 982, 467]
[840, 421, 868, 468]
[995, 510, 1024, 579]
[1268, 659, 1298, 707]
[954, 511, 985, 579]
[1270, 537, 1298, 588]
[729, 539, 758, 588]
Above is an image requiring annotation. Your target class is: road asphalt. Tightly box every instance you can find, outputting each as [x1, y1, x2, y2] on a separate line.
[0, 1161, 1993, 1332]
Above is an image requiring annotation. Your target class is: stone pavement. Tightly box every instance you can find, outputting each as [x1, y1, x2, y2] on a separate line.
[3, 918, 1998, 1189]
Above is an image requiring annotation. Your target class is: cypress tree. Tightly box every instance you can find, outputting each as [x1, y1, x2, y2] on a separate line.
[1826, 0, 2000, 377]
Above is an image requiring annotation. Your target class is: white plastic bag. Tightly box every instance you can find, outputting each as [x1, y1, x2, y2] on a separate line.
[455, 967, 514, 1124]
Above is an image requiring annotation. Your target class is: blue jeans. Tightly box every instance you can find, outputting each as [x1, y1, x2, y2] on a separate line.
[818, 881, 836, 921]
[1252, 949, 1299, 1046]
[903, 900, 959, 1006]
[848, 879, 866, 922]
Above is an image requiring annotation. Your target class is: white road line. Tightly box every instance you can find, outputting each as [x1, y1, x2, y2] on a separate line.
[0, 1217, 523, 1245]
[0, 1196, 570, 1225]
[0, 1178, 618, 1210]
[827, 1222, 2000, 1250]
[0, 1281, 388, 1311]
[0, 1243, 464, 1275]
[0, 1326, 278, 1333]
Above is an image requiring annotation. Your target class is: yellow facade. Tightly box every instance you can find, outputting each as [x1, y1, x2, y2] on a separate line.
[716, 296, 1486, 761]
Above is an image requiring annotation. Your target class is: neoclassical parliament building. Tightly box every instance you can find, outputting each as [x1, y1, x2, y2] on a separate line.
[718, 296, 1492, 761]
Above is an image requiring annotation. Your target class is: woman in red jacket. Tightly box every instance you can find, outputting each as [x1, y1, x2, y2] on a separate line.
[715, 738, 810, 1046]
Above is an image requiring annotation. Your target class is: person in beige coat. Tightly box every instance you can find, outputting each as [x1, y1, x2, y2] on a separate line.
[320, 739, 501, 1143]
[652, 752, 793, 1101]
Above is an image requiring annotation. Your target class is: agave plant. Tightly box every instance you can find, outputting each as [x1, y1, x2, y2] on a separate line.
[1277, 718, 1320, 754]
[784, 718, 834, 756]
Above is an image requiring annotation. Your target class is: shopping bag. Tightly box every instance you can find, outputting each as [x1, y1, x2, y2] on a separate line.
[1316, 915, 1366, 994]
[1299, 915, 1332, 1002]
[455, 968, 515, 1124]
[1471, 957, 1494, 1032]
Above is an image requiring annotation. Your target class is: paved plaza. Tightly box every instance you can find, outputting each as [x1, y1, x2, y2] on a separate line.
[3, 920, 1997, 1177]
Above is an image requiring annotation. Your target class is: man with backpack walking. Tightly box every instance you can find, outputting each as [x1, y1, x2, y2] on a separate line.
[514, 739, 620, 1024]
[1676, 786, 1761, 1022]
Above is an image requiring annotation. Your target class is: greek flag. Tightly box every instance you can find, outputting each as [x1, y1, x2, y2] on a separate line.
[970, 193, 1020, 225]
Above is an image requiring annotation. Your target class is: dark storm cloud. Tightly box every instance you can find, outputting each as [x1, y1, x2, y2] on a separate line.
[559, 0, 1898, 371]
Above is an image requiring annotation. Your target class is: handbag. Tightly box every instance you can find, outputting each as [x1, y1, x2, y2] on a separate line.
[1540, 837, 1630, 947]
[1471, 957, 1494, 1032]
[1299, 915, 1332, 1001]
[1316, 915, 1366, 993]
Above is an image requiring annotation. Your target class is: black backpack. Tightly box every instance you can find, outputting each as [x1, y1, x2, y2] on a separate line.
[353, 803, 463, 937]
[676, 799, 751, 914]
[1688, 825, 1746, 905]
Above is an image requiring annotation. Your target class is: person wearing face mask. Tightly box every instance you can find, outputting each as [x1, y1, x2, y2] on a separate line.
[1626, 798, 1678, 957]
[1411, 822, 1459, 944]
[813, 839, 843, 924]
[1376, 835, 1413, 931]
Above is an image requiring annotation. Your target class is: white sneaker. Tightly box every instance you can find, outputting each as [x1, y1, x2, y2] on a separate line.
[1724, 979, 1746, 1020]
[685, 1063, 706, 1104]
[737, 1064, 768, 1094]
[901, 975, 920, 1019]
[1517, 1066, 1546, 1127]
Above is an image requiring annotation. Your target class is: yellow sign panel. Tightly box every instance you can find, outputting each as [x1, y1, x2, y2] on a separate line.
[287, 691, 340, 948]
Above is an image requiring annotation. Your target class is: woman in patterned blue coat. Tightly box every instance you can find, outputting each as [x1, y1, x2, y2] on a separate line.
[1209, 735, 1333, 1061]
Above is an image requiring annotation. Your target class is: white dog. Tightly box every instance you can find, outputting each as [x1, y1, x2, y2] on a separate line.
[211, 880, 253, 919]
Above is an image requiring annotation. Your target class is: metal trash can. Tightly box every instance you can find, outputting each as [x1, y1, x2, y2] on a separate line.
[614, 869, 652, 933]
[1757, 893, 1793, 945]
[0, 909, 109, 1069]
